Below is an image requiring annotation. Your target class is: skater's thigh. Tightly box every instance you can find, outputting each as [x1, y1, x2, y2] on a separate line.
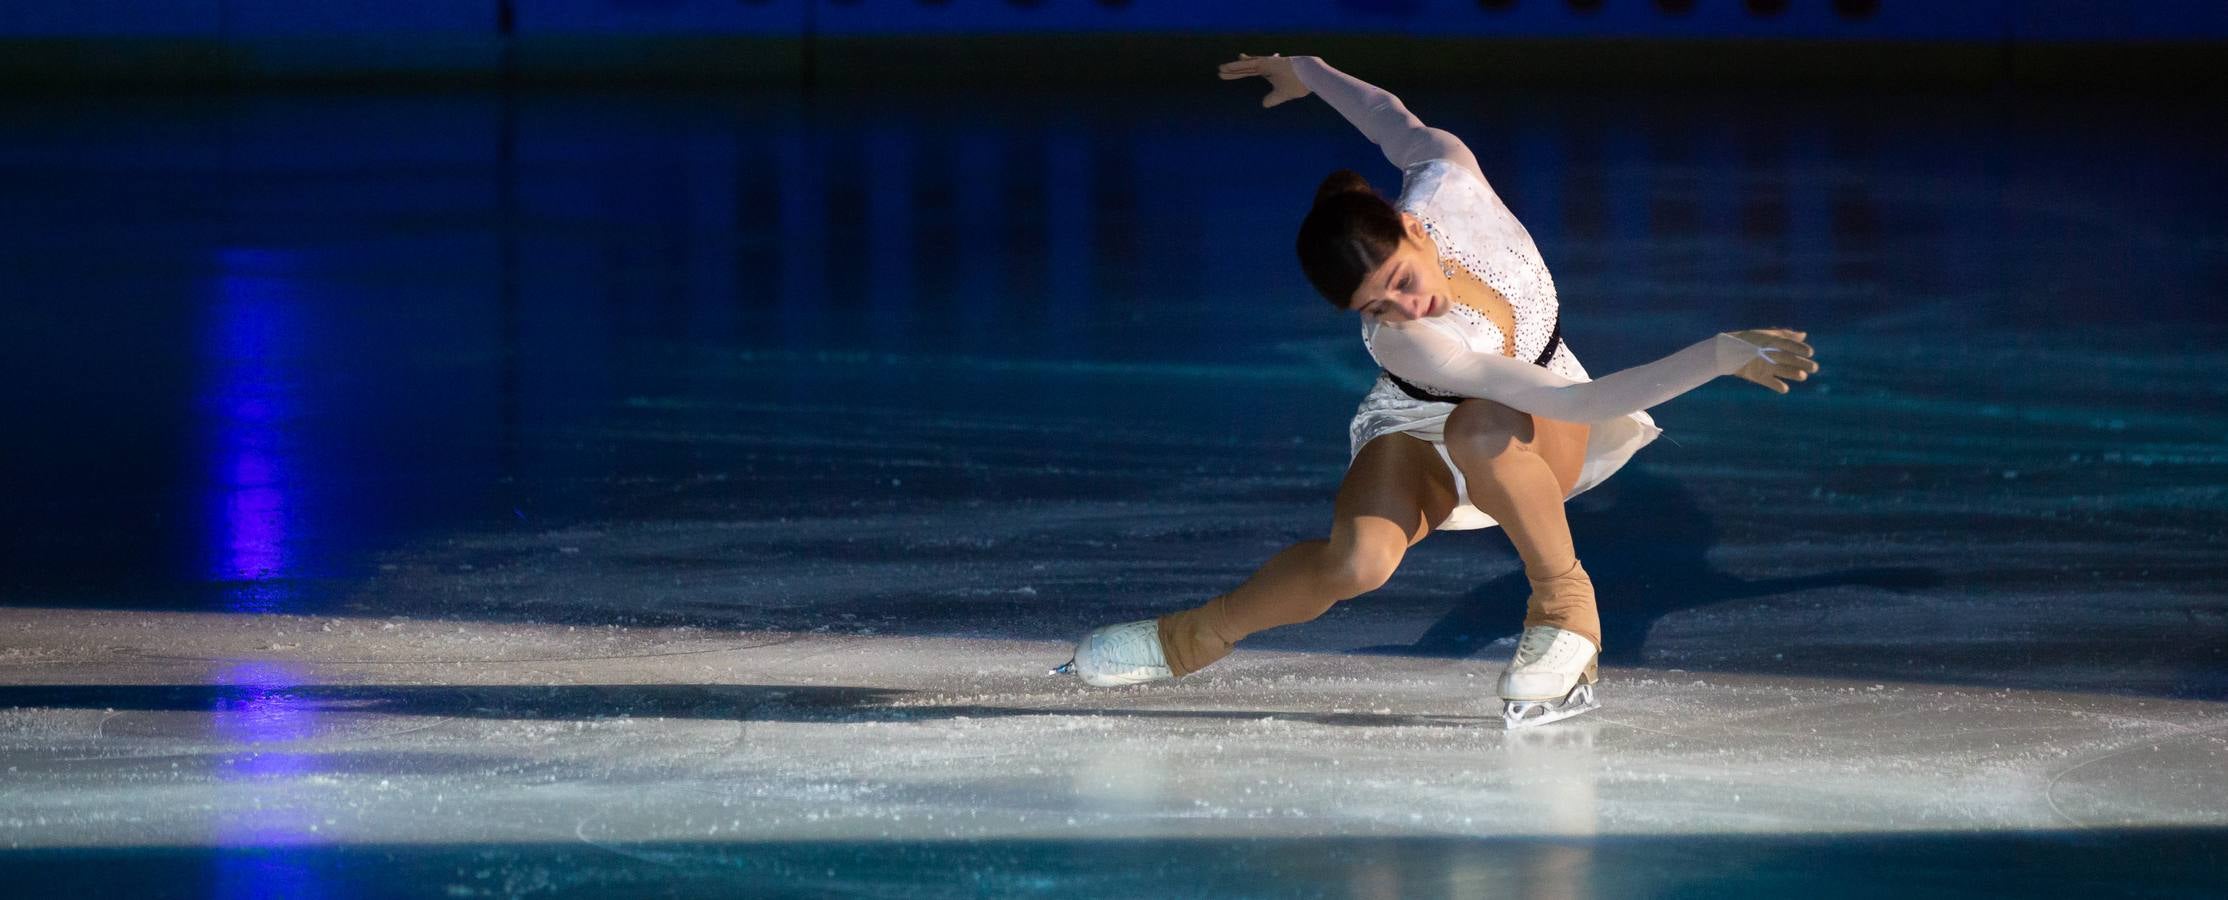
[1535, 416, 1590, 498]
[1334, 434, 1457, 554]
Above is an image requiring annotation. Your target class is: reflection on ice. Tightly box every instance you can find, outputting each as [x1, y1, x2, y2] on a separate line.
[204, 250, 303, 609]
[212, 660, 325, 897]
[1503, 724, 1599, 899]
[1075, 738, 1171, 820]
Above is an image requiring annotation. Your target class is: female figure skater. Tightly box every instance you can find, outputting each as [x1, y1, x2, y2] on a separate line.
[1053, 54, 1819, 727]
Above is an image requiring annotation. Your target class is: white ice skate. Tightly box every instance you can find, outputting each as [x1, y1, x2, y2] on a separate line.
[1498, 625, 1601, 729]
[1049, 619, 1172, 687]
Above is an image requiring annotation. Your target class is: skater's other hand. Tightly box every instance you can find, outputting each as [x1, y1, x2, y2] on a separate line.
[1723, 328, 1818, 394]
[1218, 53, 1311, 108]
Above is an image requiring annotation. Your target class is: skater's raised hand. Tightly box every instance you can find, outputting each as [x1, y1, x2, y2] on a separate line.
[1218, 52, 1311, 108]
[1721, 328, 1819, 394]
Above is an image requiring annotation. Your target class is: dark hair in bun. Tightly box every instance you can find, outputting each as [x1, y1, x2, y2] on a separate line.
[1297, 169, 1404, 309]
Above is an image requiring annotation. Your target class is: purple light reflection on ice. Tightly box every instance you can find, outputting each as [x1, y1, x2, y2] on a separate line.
[210, 661, 328, 898]
[203, 249, 300, 610]
[203, 249, 326, 897]
[213, 662, 321, 764]
[225, 481, 286, 582]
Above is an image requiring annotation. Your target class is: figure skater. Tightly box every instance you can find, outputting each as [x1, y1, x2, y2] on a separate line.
[1053, 54, 1819, 727]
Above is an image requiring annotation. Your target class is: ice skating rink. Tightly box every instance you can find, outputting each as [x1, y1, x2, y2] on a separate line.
[3, 88, 2224, 895]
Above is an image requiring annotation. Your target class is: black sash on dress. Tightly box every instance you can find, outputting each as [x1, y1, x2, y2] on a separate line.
[1383, 315, 1562, 404]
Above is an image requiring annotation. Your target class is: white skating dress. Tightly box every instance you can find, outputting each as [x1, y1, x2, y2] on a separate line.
[1294, 57, 1745, 531]
[1350, 159, 1664, 530]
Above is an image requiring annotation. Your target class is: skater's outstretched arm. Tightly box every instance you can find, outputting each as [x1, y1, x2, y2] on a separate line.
[1368, 323, 1819, 423]
[1218, 53, 1484, 180]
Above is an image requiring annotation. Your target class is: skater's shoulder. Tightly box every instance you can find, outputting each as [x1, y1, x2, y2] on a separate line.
[1395, 157, 1461, 207]
[1397, 158, 1505, 225]
[1399, 156, 1492, 193]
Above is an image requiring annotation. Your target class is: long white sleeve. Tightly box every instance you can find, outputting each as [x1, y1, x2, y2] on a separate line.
[1290, 56, 1484, 179]
[1369, 319, 1759, 423]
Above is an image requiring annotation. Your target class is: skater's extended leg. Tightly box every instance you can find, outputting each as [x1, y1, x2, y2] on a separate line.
[1156, 434, 1455, 677]
[1443, 399, 1600, 651]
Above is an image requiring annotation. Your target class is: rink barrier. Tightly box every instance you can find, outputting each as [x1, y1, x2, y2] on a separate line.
[0, 0, 2223, 90]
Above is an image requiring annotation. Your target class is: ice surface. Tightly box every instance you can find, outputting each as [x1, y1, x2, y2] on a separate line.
[3, 609, 2226, 894]
[1, 86, 2224, 895]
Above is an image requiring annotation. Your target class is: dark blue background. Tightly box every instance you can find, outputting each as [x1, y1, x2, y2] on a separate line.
[3, 0, 2223, 41]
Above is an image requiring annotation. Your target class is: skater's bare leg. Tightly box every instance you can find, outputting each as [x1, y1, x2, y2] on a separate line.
[1443, 399, 1601, 651]
[1157, 434, 1455, 677]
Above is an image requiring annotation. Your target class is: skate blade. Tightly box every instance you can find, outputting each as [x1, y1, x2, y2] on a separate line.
[1502, 683, 1599, 730]
[1049, 658, 1076, 677]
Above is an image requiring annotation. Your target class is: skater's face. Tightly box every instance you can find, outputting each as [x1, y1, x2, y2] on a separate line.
[1347, 214, 1449, 323]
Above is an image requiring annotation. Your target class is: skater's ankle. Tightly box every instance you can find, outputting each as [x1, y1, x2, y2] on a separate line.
[1523, 558, 1587, 584]
[1521, 560, 1601, 654]
[1156, 608, 1231, 678]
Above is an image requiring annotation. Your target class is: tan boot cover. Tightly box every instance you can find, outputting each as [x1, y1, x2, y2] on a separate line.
[1522, 559, 1602, 653]
[1157, 601, 1235, 678]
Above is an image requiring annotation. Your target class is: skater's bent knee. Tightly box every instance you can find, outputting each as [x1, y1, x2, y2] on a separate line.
[1445, 402, 1536, 462]
[1320, 545, 1400, 597]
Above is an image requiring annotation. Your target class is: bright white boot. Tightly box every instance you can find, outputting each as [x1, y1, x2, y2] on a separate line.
[1050, 619, 1173, 687]
[1498, 625, 1601, 728]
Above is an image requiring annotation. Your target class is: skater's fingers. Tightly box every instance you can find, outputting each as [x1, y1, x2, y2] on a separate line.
[1738, 368, 1790, 393]
[1731, 330, 1810, 359]
[1758, 355, 1815, 386]
[1760, 347, 1818, 375]
[1775, 356, 1814, 378]
[1760, 336, 1814, 358]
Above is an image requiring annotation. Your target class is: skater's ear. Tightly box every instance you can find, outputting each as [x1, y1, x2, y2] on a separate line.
[1400, 211, 1428, 243]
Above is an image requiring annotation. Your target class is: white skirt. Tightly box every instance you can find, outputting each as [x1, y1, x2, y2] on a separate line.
[1345, 349, 1664, 532]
